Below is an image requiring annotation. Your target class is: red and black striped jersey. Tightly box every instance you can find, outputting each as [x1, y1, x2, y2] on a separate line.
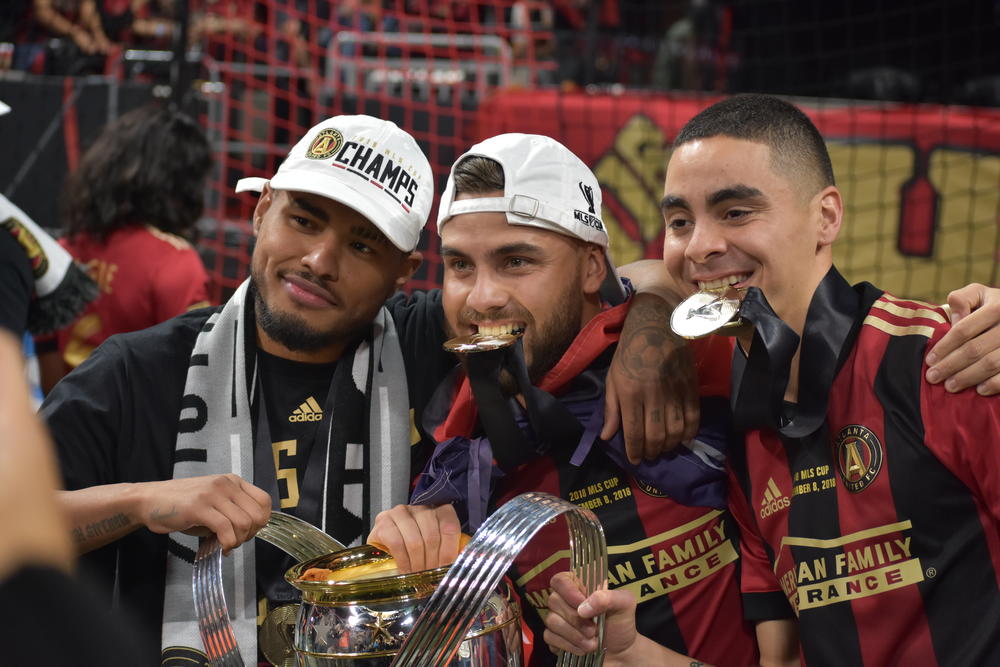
[732, 280, 1000, 666]
[494, 325, 755, 667]
[498, 452, 758, 666]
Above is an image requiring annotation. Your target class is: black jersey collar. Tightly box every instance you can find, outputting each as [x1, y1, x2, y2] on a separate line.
[732, 266, 883, 437]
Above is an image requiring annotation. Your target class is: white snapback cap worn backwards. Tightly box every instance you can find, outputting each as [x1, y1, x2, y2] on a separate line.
[235, 115, 433, 252]
[437, 133, 626, 303]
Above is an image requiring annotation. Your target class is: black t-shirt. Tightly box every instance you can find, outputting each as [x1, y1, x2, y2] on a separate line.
[0, 226, 32, 336]
[254, 350, 342, 609]
[42, 288, 453, 658]
[0, 567, 157, 666]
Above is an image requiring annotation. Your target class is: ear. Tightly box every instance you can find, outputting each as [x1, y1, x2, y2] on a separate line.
[252, 185, 275, 236]
[816, 185, 843, 249]
[394, 250, 423, 291]
[580, 243, 607, 297]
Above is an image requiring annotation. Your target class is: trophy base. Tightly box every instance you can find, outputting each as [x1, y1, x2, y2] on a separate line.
[294, 615, 521, 666]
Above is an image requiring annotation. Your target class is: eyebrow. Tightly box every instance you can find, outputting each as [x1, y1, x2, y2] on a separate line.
[659, 194, 690, 212]
[289, 196, 329, 222]
[440, 241, 545, 259]
[707, 185, 765, 207]
[659, 185, 766, 213]
[350, 223, 391, 247]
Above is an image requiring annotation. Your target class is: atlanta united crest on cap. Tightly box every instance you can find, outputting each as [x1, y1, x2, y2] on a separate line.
[306, 128, 345, 160]
[835, 424, 883, 492]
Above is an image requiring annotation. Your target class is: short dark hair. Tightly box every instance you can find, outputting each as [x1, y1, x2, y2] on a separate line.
[451, 155, 505, 196]
[63, 105, 213, 243]
[674, 94, 835, 193]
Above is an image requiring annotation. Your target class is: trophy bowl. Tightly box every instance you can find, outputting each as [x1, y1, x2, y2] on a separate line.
[285, 545, 522, 666]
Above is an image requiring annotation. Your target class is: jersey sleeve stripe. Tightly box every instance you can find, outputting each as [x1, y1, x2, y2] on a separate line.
[871, 297, 948, 324]
[862, 315, 935, 339]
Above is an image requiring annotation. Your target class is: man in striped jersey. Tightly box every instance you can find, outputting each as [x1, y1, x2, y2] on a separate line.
[551, 94, 999, 665]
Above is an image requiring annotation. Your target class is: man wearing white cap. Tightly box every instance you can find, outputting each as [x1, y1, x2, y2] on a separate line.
[368, 133, 755, 665]
[42, 114, 445, 665]
[367, 132, 1000, 665]
[41, 113, 699, 665]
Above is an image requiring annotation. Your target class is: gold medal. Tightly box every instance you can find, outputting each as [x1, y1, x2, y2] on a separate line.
[670, 290, 747, 339]
[259, 603, 299, 667]
[443, 331, 523, 353]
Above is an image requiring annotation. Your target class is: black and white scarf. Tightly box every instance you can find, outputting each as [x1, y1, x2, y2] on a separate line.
[160, 279, 412, 662]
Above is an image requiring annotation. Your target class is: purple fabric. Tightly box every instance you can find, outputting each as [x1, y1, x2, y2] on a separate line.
[410, 393, 733, 531]
[410, 435, 503, 530]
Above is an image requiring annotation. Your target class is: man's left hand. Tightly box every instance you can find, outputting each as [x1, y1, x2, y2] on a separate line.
[604, 292, 699, 463]
[925, 283, 1000, 395]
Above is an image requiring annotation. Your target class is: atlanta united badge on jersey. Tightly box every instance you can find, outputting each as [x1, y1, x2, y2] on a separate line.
[835, 424, 883, 493]
[670, 291, 743, 339]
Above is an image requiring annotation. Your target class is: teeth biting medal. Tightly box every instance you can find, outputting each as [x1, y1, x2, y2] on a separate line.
[670, 286, 748, 339]
[443, 326, 525, 353]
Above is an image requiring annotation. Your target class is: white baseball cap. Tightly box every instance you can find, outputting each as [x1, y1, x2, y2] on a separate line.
[437, 133, 626, 303]
[0, 100, 10, 116]
[236, 115, 433, 252]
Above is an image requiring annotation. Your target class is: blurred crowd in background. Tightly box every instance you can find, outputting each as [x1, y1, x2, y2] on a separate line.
[1, 0, 997, 105]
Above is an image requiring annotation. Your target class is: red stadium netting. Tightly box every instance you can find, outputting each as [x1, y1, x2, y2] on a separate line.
[2, 0, 997, 304]
[184, 0, 999, 305]
[193, 0, 569, 300]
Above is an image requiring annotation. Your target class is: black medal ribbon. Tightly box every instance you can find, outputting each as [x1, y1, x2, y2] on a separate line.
[253, 371, 333, 530]
[731, 287, 800, 433]
[252, 344, 364, 537]
[732, 267, 883, 438]
[465, 339, 584, 471]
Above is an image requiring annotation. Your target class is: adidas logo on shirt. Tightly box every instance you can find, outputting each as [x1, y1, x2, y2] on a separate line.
[289, 396, 323, 422]
[759, 477, 790, 518]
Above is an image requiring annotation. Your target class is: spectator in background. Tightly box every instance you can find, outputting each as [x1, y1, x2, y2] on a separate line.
[510, 0, 555, 86]
[551, 0, 620, 88]
[32, 0, 112, 55]
[37, 105, 213, 392]
[27, 0, 113, 73]
[100, 0, 179, 49]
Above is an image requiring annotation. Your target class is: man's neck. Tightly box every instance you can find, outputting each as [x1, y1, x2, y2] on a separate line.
[255, 324, 348, 364]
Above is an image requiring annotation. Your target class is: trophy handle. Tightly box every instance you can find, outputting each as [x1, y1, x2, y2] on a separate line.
[391, 492, 608, 667]
[192, 511, 347, 665]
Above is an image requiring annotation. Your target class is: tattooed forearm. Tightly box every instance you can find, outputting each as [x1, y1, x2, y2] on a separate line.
[72, 512, 131, 544]
[623, 292, 679, 328]
[617, 324, 690, 380]
[149, 506, 178, 522]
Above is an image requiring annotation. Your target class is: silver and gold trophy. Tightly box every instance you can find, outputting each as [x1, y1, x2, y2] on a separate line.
[193, 494, 607, 667]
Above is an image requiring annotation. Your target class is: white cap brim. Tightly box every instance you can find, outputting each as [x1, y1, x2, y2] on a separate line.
[235, 172, 417, 251]
[0, 101, 10, 116]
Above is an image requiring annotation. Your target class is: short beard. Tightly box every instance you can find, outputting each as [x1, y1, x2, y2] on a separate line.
[499, 280, 584, 395]
[251, 277, 364, 353]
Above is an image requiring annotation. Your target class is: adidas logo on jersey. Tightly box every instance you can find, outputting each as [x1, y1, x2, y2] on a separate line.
[289, 397, 323, 422]
[759, 477, 790, 518]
